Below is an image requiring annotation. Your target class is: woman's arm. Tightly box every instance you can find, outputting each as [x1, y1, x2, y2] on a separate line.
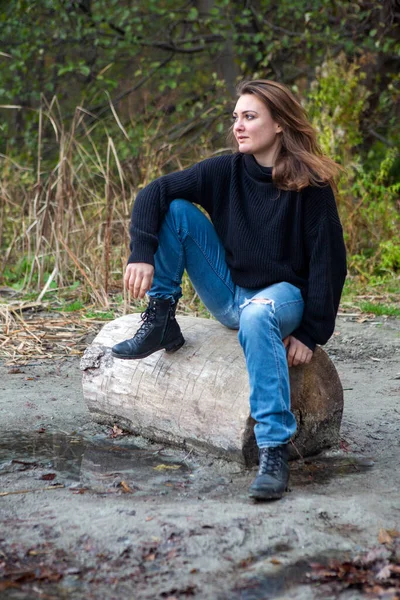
[291, 184, 347, 351]
[125, 155, 233, 296]
[128, 163, 205, 267]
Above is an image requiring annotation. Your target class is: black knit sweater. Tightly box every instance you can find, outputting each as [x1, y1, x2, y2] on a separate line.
[128, 153, 347, 350]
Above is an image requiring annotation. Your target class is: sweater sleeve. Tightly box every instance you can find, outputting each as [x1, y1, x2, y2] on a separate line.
[291, 184, 347, 351]
[128, 163, 210, 265]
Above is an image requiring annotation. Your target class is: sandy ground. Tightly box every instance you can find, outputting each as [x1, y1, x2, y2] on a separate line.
[0, 316, 399, 599]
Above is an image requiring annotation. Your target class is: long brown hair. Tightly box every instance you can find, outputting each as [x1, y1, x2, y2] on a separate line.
[232, 79, 342, 191]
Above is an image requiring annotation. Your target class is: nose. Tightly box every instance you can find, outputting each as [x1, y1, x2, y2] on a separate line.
[234, 118, 244, 132]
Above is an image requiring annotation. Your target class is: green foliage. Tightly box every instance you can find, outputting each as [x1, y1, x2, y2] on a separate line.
[84, 309, 116, 320]
[379, 240, 400, 272]
[2, 0, 398, 156]
[305, 57, 400, 279]
[61, 300, 85, 312]
[2, 257, 32, 288]
[344, 151, 400, 275]
[0, 0, 399, 303]
[306, 55, 370, 162]
[359, 302, 400, 318]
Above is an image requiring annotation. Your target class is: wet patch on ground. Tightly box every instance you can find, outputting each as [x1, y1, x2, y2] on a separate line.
[225, 557, 330, 600]
[290, 453, 375, 487]
[0, 430, 192, 496]
[0, 430, 377, 502]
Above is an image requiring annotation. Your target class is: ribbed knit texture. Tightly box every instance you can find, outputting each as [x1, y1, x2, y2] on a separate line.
[129, 153, 347, 350]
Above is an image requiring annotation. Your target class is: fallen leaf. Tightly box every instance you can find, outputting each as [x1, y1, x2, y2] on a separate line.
[270, 558, 282, 565]
[340, 439, 351, 452]
[378, 528, 393, 545]
[144, 553, 156, 561]
[40, 473, 56, 481]
[391, 565, 400, 574]
[362, 546, 391, 565]
[109, 424, 127, 438]
[376, 564, 391, 580]
[119, 480, 132, 493]
[387, 529, 400, 538]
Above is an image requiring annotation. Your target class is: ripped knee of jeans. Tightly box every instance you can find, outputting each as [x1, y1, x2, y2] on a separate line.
[240, 297, 276, 313]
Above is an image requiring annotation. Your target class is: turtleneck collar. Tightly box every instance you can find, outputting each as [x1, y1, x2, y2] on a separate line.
[242, 153, 273, 183]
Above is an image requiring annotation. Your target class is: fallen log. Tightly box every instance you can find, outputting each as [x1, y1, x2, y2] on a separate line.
[81, 315, 343, 466]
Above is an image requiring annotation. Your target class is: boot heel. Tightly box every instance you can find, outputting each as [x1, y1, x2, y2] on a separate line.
[165, 337, 185, 353]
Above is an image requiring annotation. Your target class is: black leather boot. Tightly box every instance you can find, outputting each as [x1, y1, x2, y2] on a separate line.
[111, 298, 185, 359]
[249, 444, 289, 500]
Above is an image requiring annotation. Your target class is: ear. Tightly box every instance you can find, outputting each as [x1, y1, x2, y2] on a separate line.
[275, 123, 283, 133]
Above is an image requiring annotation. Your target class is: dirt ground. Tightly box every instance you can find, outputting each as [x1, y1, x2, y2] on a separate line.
[0, 315, 399, 599]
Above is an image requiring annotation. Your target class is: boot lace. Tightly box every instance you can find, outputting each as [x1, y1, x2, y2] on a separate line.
[134, 306, 157, 341]
[259, 447, 282, 477]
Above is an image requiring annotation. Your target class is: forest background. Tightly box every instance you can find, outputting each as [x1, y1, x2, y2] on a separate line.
[0, 0, 399, 319]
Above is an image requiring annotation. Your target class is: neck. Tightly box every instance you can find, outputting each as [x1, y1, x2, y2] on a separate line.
[253, 142, 281, 167]
[255, 159, 273, 167]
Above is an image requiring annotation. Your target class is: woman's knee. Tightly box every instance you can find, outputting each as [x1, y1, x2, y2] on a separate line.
[169, 198, 191, 213]
[165, 199, 204, 230]
[168, 199, 201, 219]
[239, 298, 276, 332]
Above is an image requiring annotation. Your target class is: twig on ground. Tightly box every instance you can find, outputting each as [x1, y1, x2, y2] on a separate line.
[0, 484, 65, 496]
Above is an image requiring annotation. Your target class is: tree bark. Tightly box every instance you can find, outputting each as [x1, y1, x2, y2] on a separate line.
[81, 315, 344, 466]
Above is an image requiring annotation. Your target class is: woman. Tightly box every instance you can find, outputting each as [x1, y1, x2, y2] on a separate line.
[112, 80, 347, 501]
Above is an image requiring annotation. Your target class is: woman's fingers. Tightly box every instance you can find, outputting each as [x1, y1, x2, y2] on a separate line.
[138, 270, 154, 299]
[124, 263, 154, 299]
[286, 336, 313, 367]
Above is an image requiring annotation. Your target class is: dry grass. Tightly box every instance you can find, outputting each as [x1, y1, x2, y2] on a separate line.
[1, 96, 217, 307]
[0, 302, 103, 364]
[1, 94, 398, 315]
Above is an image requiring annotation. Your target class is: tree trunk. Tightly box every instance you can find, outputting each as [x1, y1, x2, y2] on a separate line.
[197, 0, 240, 94]
[81, 315, 344, 466]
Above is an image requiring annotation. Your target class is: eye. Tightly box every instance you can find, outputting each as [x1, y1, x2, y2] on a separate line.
[245, 114, 255, 120]
[232, 115, 238, 121]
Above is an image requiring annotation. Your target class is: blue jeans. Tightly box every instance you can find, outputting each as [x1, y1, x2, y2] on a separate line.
[149, 200, 304, 448]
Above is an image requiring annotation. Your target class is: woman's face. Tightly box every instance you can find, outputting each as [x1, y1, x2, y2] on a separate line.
[232, 94, 282, 166]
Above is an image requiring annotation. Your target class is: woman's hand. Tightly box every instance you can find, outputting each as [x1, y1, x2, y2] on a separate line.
[124, 263, 154, 299]
[283, 336, 313, 367]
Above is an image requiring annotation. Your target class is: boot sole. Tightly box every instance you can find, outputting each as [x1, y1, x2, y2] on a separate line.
[111, 337, 185, 360]
[248, 485, 289, 501]
[249, 490, 284, 501]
